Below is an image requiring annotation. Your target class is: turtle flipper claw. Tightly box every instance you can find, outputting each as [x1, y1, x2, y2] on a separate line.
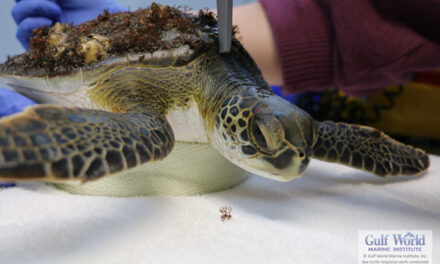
[312, 121, 429, 177]
[0, 105, 174, 182]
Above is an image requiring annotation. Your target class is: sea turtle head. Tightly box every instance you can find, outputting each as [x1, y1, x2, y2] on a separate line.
[214, 93, 318, 181]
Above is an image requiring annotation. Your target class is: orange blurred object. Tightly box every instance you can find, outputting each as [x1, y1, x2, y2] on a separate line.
[366, 71, 440, 140]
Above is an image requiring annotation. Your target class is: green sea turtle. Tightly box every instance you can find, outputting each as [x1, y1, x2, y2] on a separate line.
[0, 4, 429, 184]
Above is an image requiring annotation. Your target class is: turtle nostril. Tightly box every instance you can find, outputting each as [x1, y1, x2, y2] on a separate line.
[300, 147, 312, 159]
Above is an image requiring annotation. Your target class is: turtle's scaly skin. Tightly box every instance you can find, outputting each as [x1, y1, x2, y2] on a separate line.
[0, 4, 430, 182]
[313, 121, 429, 177]
[0, 106, 173, 180]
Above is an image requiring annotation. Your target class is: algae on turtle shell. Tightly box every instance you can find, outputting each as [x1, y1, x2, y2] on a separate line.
[1, 3, 219, 76]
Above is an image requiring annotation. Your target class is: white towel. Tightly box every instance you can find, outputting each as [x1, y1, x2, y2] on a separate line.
[1, 155, 439, 264]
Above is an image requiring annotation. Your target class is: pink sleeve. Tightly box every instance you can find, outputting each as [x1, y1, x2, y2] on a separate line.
[259, 0, 440, 97]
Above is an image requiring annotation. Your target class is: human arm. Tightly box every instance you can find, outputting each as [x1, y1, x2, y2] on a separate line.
[234, 1, 440, 97]
[232, 3, 283, 86]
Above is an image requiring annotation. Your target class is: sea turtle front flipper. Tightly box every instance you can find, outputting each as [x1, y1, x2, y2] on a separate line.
[0, 105, 174, 182]
[312, 121, 429, 177]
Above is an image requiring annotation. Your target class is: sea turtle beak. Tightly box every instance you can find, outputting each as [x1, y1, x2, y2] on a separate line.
[275, 146, 312, 181]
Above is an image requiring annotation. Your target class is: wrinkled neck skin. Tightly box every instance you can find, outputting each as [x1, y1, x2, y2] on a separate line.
[195, 41, 270, 131]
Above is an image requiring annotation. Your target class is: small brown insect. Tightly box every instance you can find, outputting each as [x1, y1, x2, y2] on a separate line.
[219, 206, 232, 221]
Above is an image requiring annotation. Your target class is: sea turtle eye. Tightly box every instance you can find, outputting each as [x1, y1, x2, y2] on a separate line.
[252, 123, 268, 149]
[249, 115, 285, 154]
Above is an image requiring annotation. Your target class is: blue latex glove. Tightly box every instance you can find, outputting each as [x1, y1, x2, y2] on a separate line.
[0, 88, 36, 188]
[0, 88, 36, 117]
[271, 86, 298, 104]
[12, 0, 124, 49]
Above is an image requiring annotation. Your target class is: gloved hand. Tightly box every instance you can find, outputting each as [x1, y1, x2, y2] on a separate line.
[0, 88, 36, 117]
[0, 88, 36, 188]
[12, 0, 124, 49]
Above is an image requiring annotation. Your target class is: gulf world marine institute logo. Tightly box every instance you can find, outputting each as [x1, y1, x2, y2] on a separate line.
[358, 230, 432, 263]
[364, 231, 426, 252]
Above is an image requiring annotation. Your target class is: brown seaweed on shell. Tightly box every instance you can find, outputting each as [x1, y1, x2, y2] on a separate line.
[1, 3, 220, 76]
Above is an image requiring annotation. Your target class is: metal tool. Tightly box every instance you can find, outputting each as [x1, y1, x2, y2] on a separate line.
[217, 0, 233, 53]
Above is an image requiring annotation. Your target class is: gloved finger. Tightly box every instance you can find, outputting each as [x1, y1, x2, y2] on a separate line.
[16, 17, 52, 49]
[12, 0, 61, 25]
[0, 88, 36, 117]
